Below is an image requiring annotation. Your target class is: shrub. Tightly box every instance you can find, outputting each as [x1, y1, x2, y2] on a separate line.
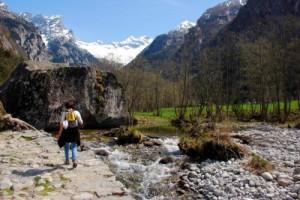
[117, 128, 144, 145]
[179, 132, 245, 161]
[247, 154, 274, 173]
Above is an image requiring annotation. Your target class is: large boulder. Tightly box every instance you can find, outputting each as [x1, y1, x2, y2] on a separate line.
[0, 62, 129, 130]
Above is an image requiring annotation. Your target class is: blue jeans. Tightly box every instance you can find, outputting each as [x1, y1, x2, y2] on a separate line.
[64, 143, 77, 161]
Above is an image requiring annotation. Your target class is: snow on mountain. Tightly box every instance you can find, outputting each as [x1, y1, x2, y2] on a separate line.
[20, 12, 153, 65]
[173, 20, 196, 34]
[0, 1, 7, 10]
[20, 13, 74, 45]
[77, 21, 195, 65]
[201, 0, 247, 21]
[76, 36, 153, 65]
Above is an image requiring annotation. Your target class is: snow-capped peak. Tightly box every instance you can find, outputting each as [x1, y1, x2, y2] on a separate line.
[0, 1, 8, 10]
[20, 13, 74, 45]
[224, 0, 247, 7]
[175, 20, 196, 32]
[168, 20, 196, 35]
[76, 36, 153, 65]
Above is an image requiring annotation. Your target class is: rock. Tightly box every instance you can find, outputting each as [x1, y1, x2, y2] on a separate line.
[213, 189, 225, 197]
[284, 161, 295, 168]
[294, 175, 300, 182]
[159, 156, 175, 165]
[79, 143, 90, 152]
[188, 172, 198, 179]
[117, 129, 143, 145]
[278, 178, 292, 187]
[295, 160, 300, 166]
[261, 172, 273, 181]
[94, 149, 109, 157]
[153, 140, 162, 146]
[0, 65, 129, 130]
[143, 141, 155, 147]
[72, 192, 94, 200]
[294, 123, 300, 129]
[294, 167, 300, 175]
[37, 178, 46, 185]
[0, 10, 48, 62]
[176, 189, 185, 195]
[35, 186, 45, 192]
[0, 179, 12, 190]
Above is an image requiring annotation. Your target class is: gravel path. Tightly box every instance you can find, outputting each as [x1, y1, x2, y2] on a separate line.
[0, 130, 133, 200]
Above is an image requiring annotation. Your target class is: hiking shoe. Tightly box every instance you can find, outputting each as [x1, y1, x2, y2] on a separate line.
[64, 160, 70, 165]
[73, 161, 77, 168]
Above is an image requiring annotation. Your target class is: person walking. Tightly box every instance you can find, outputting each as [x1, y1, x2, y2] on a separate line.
[57, 101, 83, 168]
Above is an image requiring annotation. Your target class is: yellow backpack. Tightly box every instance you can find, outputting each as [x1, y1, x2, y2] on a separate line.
[66, 111, 76, 122]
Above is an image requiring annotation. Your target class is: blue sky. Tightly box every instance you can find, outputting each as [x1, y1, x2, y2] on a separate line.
[4, 0, 224, 42]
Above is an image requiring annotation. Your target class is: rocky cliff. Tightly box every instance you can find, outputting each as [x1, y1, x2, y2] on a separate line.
[0, 62, 129, 130]
[0, 5, 48, 61]
[20, 13, 102, 66]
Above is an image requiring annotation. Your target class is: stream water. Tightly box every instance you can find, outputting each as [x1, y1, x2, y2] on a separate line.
[81, 130, 185, 199]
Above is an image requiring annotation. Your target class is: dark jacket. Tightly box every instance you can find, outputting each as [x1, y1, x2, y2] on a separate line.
[58, 127, 80, 148]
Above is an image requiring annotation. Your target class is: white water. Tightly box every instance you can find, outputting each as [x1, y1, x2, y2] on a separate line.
[101, 137, 182, 199]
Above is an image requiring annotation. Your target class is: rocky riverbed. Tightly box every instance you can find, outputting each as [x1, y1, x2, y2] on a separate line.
[177, 124, 300, 200]
[0, 130, 133, 200]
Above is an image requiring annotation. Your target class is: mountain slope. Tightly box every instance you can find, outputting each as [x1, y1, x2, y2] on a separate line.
[189, 0, 300, 121]
[127, 21, 195, 78]
[0, 2, 46, 85]
[128, 0, 246, 79]
[206, 0, 300, 50]
[21, 13, 100, 66]
[0, 4, 48, 61]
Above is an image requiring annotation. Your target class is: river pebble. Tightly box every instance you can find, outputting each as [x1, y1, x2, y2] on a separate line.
[178, 124, 300, 199]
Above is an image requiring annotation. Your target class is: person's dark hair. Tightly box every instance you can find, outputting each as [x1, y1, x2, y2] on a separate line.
[65, 101, 75, 109]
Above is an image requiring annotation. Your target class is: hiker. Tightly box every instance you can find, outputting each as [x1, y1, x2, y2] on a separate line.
[56, 101, 83, 168]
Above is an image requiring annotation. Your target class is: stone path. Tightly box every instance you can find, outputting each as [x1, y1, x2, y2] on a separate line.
[0, 130, 133, 200]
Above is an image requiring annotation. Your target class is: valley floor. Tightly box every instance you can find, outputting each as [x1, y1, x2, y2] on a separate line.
[0, 130, 133, 200]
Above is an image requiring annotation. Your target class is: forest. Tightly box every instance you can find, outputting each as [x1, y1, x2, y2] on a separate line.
[117, 16, 300, 124]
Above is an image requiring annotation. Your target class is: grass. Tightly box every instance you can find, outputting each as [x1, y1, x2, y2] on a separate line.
[131, 114, 179, 136]
[133, 100, 300, 134]
[34, 176, 55, 196]
[135, 101, 300, 121]
[0, 188, 14, 196]
[21, 135, 37, 141]
[59, 174, 71, 183]
[247, 154, 274, 173]
[178, 132, 245, 161]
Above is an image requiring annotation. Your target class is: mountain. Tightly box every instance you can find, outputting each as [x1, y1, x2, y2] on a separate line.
[20, 13, 100, 66]
[204, 0, 300, 51]
[129, 0, 246, 79]
[0, 1, 48, 85]
[128, 20, 195, 74]
[21, 13, 152, 66]
[76, 36, 153, 65]
[0, 3, 48, 61]
[189, 0, 300, 121]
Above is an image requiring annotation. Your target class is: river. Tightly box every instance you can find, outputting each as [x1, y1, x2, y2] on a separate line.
[81, 129, 186, 199]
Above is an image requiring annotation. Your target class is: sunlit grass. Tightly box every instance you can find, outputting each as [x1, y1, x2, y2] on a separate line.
[135, 100, 300, 121]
